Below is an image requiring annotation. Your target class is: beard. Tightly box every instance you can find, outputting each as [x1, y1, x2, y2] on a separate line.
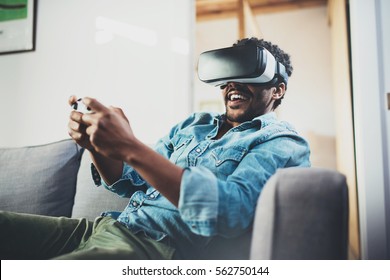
[225, 107, 255, 124]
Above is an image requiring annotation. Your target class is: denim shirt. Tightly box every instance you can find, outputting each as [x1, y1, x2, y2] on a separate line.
[100, 112, 310, 258]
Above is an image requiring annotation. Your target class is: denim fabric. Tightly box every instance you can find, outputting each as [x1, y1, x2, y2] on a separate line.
[100, 112, 310, 258]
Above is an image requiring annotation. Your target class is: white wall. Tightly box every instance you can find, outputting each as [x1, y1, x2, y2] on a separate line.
[195, 6, 335, 168]
[0, 0, 194, 147]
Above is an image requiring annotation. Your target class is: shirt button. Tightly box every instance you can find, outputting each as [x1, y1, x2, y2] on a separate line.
[149, 194, 155, 199]
[196, 148, 201, 153]
[132, 201, 138, 207]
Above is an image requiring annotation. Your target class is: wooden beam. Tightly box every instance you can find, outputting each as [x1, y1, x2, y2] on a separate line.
[196, 0, 237, 19]
[250, 0, 327, 15]
[243, 0, 263, 38]
[197, 11, 238, 22]
[238, 0, 245, 38]
[196, 0, 328, 22]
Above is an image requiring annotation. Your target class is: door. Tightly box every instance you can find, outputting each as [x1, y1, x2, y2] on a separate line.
[378, 0, 390, 260]
[349, 0, 390, 259]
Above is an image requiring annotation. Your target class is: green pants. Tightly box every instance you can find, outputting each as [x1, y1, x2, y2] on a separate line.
[0, 211, 175, 260]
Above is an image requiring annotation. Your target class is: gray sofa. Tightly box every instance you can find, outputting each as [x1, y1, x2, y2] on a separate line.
[0, 139, 349, 259]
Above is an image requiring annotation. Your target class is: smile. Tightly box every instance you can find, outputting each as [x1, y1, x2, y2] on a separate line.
[227, 91, 250, 102]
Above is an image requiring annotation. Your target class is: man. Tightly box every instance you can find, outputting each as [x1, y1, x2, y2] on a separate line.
[0, 37, 310, 259]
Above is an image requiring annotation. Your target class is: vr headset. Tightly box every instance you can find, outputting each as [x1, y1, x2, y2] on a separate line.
[197, 42, 289, 88]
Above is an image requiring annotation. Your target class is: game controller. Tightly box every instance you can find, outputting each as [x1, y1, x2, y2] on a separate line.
[71, 98, 92, 114]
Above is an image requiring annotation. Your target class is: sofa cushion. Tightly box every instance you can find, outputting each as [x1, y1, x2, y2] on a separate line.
[0, 139, 83, 217]
[71, 151, 129, 221]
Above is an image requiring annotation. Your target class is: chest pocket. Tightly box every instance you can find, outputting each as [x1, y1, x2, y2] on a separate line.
[169, 135, 193, 164]
[211, 146, 247, 177]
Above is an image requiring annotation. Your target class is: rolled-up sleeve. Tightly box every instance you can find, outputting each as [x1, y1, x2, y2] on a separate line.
[100, 126, 180, 198]
[178, 166, 219, 236]
[101, 164, 149, 198]
[178, 160, 264, 238]
[178, 136, 311, 238]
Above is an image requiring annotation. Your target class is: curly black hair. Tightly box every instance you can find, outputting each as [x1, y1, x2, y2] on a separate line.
[234, 37, 293, 77]
[234, 37, 292, 108]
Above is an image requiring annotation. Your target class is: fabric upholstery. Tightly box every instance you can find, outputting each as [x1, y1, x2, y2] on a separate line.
[71, 151, 129, 220]
[0, 139, 82, 217]
[203, 229, 252, 259]
[250, 167, 349, 260]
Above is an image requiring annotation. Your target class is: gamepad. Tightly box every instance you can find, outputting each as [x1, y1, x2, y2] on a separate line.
[71, 98, 92, 114]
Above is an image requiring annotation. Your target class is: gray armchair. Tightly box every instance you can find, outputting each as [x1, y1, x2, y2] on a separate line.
[250, 167, 349, 259]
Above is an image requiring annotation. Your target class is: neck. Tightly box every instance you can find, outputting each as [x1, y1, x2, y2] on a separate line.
[214, 118, 233, 140]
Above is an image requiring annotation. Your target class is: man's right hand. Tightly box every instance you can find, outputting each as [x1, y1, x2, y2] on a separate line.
[68, 95, 95, 151]
[68, 96, 124, 185]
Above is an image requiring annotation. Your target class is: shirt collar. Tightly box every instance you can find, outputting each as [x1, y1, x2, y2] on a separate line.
[254, 112, 278, 129]
[213, 112, 277, 130]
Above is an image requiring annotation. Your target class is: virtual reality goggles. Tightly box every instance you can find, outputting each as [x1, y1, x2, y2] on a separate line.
[197, 43, 289, 88]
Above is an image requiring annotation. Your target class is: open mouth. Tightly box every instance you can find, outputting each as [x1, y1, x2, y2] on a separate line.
[227, 90, 250, 106]
[228, 93, 249, 101]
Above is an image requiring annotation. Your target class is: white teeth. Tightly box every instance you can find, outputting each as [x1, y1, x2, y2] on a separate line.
[229, 94, 246, 101]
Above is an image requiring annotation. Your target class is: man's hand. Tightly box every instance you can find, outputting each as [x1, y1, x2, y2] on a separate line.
[70, 96, 183, 207]
[80, 97, 136, 162]
[68, 95, 95, 151]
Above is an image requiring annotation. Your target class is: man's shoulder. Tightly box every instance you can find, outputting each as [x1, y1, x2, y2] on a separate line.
[255, 113, 306, 142]
[257, 113, 296, 133]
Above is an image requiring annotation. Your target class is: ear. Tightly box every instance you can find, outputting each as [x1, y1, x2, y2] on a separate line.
[272, 83, 286, 100]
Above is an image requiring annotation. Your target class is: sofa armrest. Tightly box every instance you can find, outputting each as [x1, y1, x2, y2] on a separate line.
[250, 167, 349, 260]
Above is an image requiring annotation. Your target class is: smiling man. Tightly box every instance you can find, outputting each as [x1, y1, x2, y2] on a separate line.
[217, 80, 285, 136]
[0, 37, 310, 260]
[224, 80, 284, 121]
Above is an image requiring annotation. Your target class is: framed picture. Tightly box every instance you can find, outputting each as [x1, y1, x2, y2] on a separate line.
[0, 0, 37, 55]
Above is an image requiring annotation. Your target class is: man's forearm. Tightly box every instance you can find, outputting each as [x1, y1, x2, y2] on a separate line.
[78, 97, 183, 202]
[90, 150, 123, 186]
[123, 139, 183, 207]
